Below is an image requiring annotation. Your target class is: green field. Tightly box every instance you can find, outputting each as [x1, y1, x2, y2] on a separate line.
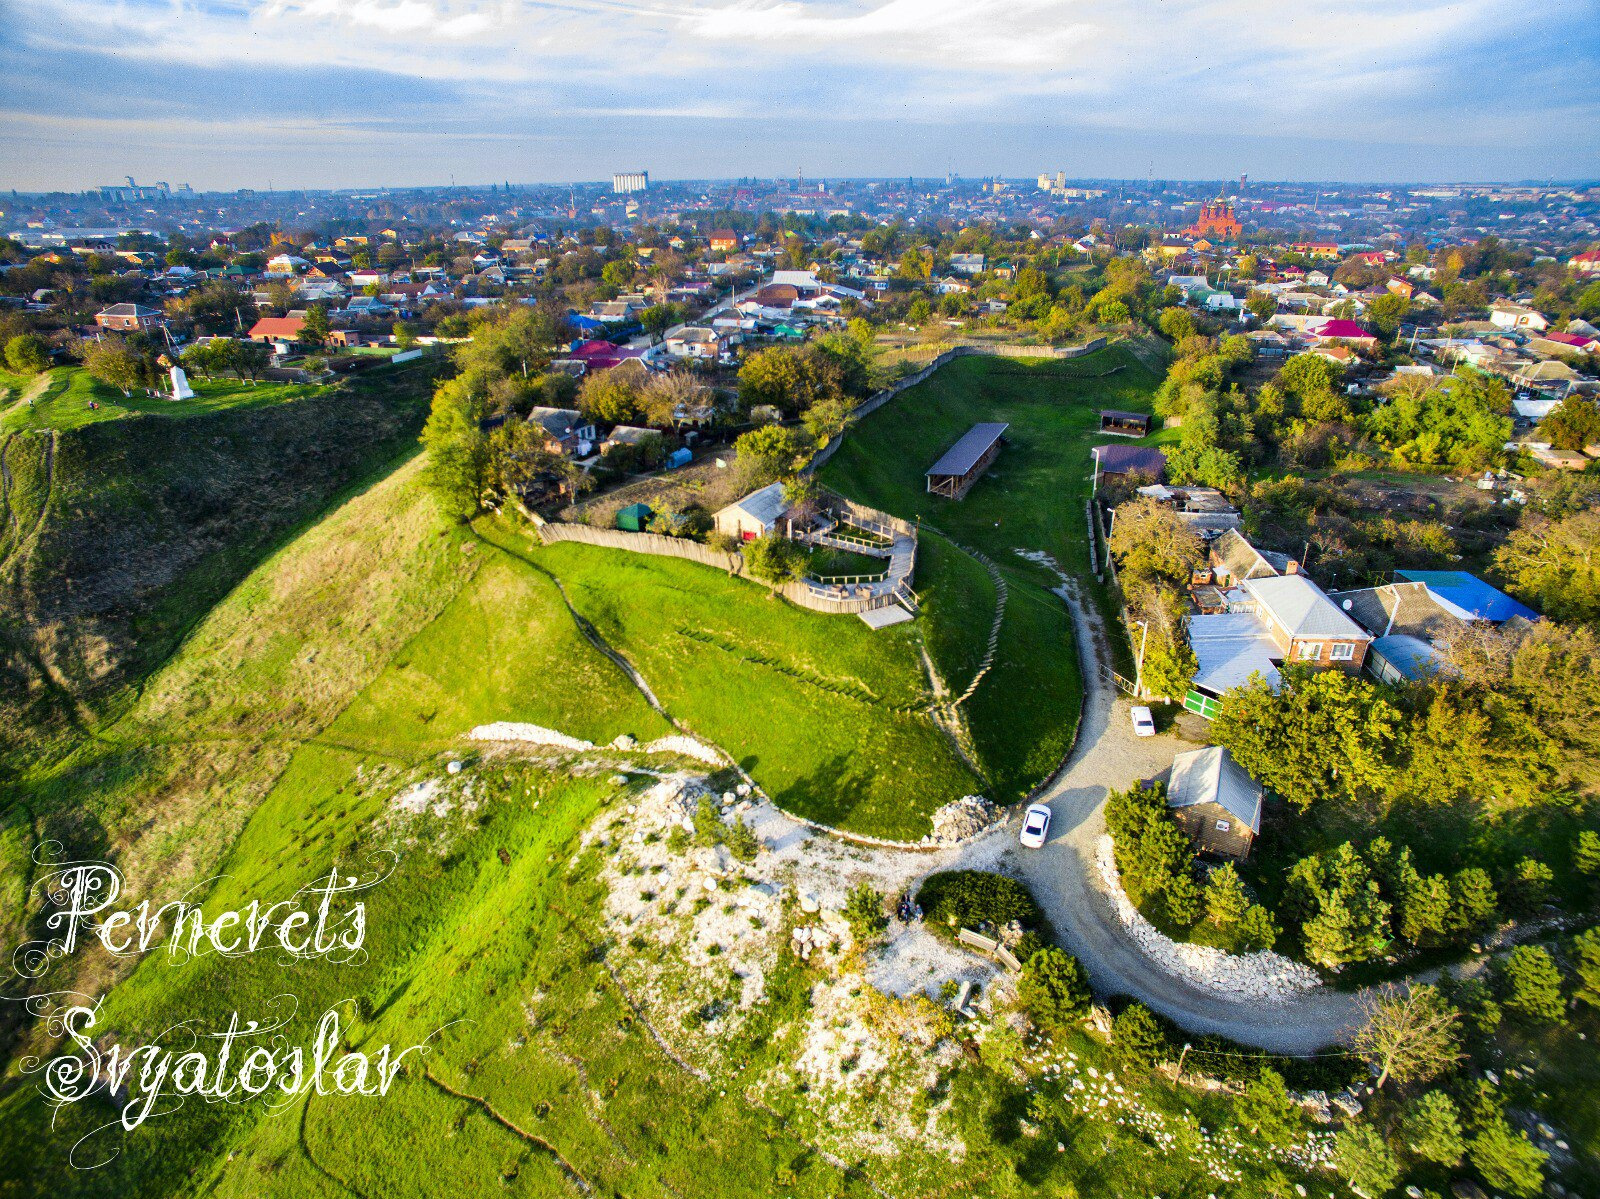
[0, 366, 327, 434]
[821, 346, 1165, 786]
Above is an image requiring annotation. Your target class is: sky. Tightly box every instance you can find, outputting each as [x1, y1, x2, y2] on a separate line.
[2, 0, 1598, 191]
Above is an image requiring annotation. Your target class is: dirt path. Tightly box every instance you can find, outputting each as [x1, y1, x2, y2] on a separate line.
[994, 580, 1368, 1054]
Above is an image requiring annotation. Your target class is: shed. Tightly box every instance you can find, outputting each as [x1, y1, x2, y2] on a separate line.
[926, 422, 1008, 499]
[1099, 409, 1153, 436]
[712, 482, 790, 541]
[1166, 746, 1262, 858]
[616, 503, 654, 533]
[1092, 444, 1167, 482]
[665, 447, 692, 469]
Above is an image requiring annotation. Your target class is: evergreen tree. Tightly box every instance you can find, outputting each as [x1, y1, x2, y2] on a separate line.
[1333, 1123, 1399, 1198]
[1018, 948, 1091, 1036]
[1574, 927, 1600, 1010]
[1468, 1117, 1547, 1199]
[1498, 945, 1565, 1023]
[1401, 1091, 1464, 1167]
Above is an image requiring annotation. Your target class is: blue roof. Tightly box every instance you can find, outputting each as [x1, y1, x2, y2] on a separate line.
[1394, 570, 1539, 623]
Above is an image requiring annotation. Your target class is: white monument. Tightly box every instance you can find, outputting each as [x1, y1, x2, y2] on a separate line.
[169, 364, 195, 400]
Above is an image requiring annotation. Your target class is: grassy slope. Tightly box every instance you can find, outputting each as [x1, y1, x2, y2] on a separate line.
[0, 358, 441, 765]
[0, 366, 326, 434]
[820, 347, 1164, 794]
[481, 526, 983, 841]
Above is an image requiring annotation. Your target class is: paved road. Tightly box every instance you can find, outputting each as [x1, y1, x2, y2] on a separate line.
[1003, 581, 1367, 1054]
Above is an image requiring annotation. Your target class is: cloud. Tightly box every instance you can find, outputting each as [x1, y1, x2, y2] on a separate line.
[2, 0, 1595, 187]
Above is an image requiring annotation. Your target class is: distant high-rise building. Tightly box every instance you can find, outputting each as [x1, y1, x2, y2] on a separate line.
[612, 171, 649, 195]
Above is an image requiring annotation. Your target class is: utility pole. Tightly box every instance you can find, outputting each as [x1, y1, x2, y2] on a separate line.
[1133, 619, 1150, 696]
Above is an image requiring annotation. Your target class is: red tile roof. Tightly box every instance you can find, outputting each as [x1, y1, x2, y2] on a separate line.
[248, 316, 305, 338]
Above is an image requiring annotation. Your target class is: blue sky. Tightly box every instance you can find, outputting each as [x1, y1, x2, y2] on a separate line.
[3, 0, 1598, 191]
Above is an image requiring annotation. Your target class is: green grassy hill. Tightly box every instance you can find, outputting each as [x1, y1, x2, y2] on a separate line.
[821, 346, 1164, 791]
[0, 359, 441, 765]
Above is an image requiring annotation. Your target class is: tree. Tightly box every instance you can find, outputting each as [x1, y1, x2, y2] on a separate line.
[1104, 782, 1199, 922]
[80, 335, 145, 396]
[1107, 496, 1205, 598]
[1234, 1068, 1304, 1148]
[1496, 509, 1600, 622]
[737, 345, 845, 416]
[484, 416, 572, 503]
[578, 359, 648, 424]
[1507, 857, 1553, 914]
[301, 303, 330, 349]
[1497, 945, 1564, 1023]
[1351, 984, 1461, 1089]
[1468, 1117, 1547, 1199]
[1572, 927, 1600, 1009]
[1108, 1003, 1167, 1074]
[1157, 306, 1195, 342]
[1399, 1091, 1464, 1167]
[1139, 637, 1197, 702]
[733, 424, 810, 486]
[743, 533, 806, 588]
[1332, 1122, 1399, 1198]
[393, 321, 417, 349]
[1017, 947, 1091, 1036]
[1286, 843, 1393, 969]
[843, 883, 888, 945]
[724, 817, 759, 863]
[639, 303, 683, 344]
[801, 396, 853, 446]
[419, 376, 491, 520]
[5, 333, 50, 374]
[1213, 668, 1404, 808]
[1204, 862, 1251, 928]
[1576, 830, 1600, 882]
[1448, 867, 1499, 936]
[1537, 397, 1600, 453]
[1246, 290, 1277, 322]
[1366, 293, 1411, 339]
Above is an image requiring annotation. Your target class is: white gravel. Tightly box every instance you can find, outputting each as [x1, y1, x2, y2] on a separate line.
[467, 722, 594, 751]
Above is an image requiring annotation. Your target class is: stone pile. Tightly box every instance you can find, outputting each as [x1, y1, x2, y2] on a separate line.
[925, 795, 1001, 845]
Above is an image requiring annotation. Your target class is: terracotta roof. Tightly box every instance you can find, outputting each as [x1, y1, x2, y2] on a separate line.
[248, 316, 305, 338]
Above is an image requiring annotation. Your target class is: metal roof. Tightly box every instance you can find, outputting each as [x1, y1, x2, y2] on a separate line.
[926, 423, 1009, 478]
[1092, 444, 1167, 476]
[1242, 574, 1371, 640]
[1395, 570, 1539, 624]
[1371, 634, 1449, 681]
[1168, 746, 1262, 833]
[1187, 612, 1282, 695]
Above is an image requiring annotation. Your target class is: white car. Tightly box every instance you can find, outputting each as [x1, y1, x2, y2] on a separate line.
[1019, 803, 1052, 848]
[1130, 705, 1157, 737]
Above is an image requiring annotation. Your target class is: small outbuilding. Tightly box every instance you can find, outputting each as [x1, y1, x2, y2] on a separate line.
[1166, 745, 1262, 859]
[1099, 409, 1152, 436]
[926, 422, 1008, 499]
[712, 482, 791, 541]
[616, 503, 654, 533]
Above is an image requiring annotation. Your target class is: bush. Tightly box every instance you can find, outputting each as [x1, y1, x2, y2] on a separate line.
[724, 818, 759, 863]
[916, 870, 1046, 939]
[1018, 947, 1090, 1036]
[844, 882, 888, 946]
[1468, 1117, 1547, 1199]
[1109, 1003, 1168, 1074]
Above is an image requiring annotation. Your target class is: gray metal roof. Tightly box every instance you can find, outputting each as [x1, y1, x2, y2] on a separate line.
[1187, 612, 1282, 694]
[1168, 746, 1262, 833]
[1243, 574, 1371, 640]
[927, 423, 1008, 478]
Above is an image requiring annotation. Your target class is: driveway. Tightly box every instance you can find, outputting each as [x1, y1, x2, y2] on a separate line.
[998, 581, 1367, 1054]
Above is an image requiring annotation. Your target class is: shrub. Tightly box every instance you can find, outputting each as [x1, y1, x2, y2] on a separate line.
[1017, 947, 1090, 1036]
[724, 818, 759, 863]
[1109, 1003, 1168, 1074]
[843, 882, 888, 946]
[1497, 945, 1565, 1023]
[916, 870, 1045, 939]
[1401, 1091, 1464, 1167]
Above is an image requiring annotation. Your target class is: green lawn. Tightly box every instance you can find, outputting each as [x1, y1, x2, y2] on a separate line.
[820, 346, 1165, 794]
[479, 526, 983, 840]
[0, 367, 324, 433]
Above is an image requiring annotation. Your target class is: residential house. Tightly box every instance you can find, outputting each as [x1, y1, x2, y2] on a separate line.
[266, 253, 308, 274]
[1490, 302, 1549, 333]
[712, 482, 791, 542]
[1567, 248, 1600, 277]
[949, 253, 986, 275]
[528, 407, 597, 456]
[600, 425, 659, 454]
[247, 315, 305, 344]
[708, 230, 741, 253]
[1166, 746, 1263, 859]
[663, 326, 725, 361]
[95, 302, 165, 332]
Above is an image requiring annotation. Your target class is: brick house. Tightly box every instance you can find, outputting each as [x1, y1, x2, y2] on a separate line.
[1241, 574, 1373, 670]
[95, 303, 165, 332]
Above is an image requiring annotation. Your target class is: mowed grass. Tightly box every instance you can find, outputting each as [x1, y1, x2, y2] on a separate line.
[483, 527, 984, 840]
[820, 347, 1163, 794]
[0, 366, 325, 433]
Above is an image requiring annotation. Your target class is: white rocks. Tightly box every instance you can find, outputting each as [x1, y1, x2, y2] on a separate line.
[736, 783, 752, 797]
[446, 760, 464, 775]
[613, 733, 638, 750]
[923, 795, 1001, 845]
[1095, 836, 1320, 1004]
[642, 734, 724, 765]
[467, 722, 594, 751]
[390, 779, 441, 814]
[799, 891, 821, 914]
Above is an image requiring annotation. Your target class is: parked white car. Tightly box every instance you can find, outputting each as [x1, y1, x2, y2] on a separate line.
[1019, 803, 1052, 848]
[1130, 705, 1156, 737]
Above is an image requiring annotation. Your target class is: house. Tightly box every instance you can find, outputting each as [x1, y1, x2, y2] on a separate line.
[713, 482, 791, 541]
[601, 425, 659, 454]
[1092, 443, 1167, 483]
[663, 326, 725, 361]
[1490, 302, 1549, 333]
[708, 230, 741, 253]
[1166, 746, 1262, 859]
[1570, 249, 1600, 278]
[1313, 345, 1357, 366]
[1393, 569, 1539, 624]
[95, 302, 165, 332]
[949, 253, 986, 276]
[552, 339, 647, 374]
[1207, 528, 1289, 587]
[1241, 573, 1373, 669]
[247, 315, 305, 344]
[266, 253, 308, 274]
[1326, 580, 1470, 683]
[1306, 318, 1378, 352]
[1532, 331, 1599, 357]
[529, 407, 596, 456]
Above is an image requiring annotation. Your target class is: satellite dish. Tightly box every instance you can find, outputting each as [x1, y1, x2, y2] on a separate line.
[1341, 599, 1353, 610]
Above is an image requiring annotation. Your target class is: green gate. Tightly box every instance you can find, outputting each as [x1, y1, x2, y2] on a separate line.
[1182, 690, 1220, 720]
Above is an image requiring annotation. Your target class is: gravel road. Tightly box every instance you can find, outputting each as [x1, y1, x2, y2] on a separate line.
[992, 580, 1368, 1054]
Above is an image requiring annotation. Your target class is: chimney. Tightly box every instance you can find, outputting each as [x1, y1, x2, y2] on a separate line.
[1285, 559, 1300, 575]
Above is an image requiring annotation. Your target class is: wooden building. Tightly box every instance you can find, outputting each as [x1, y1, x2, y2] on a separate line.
[1166, 746, 1262, 858]
[925, 422, 1008, 499]
[1099, 409, 1152, 436]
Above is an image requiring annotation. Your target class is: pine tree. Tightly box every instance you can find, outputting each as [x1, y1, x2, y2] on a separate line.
[1401, 1091, 1465, 1166]
[1499, 945, 1565, 1023]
